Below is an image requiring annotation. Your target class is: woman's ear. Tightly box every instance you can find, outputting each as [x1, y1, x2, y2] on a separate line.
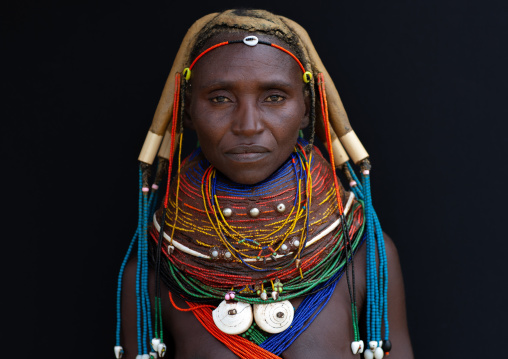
[183, 91, 195, 130]
[300, 89, 311, 129]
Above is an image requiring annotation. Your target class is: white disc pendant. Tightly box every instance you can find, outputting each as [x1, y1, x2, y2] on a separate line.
[253, 300, 294, 334]
[212, 300, 253, 335]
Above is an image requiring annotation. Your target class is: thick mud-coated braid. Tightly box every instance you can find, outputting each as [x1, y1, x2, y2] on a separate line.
[163, 73, 181, 208]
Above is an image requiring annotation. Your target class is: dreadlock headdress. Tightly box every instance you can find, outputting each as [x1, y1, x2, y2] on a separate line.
[138, 9, 368, 168]
[115, 9, 391, 359]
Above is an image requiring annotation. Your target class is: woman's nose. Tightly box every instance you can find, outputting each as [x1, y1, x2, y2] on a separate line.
[231, 99, 264, 137]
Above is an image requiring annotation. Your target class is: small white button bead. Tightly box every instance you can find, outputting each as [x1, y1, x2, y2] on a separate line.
[249, 208, 260, 217]
[223, 208, 233, 217]
[260, 291, 268, 300]
[281, 244, 288, 251]
[211, 250, 219, 258]
[243, 35, 259, 46]
[293, 240, 300, 247]
[276, 203, 286, 213]
[225, 251, 232, 259]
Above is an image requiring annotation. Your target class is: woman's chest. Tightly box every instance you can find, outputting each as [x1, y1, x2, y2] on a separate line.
[166, 279, 364, 359]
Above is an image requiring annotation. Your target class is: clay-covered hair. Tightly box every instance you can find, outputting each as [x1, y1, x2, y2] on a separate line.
[138, 9, 369, 171]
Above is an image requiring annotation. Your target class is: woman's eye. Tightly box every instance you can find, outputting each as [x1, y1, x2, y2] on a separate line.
[265, 95, 285, 102]
[211, 96, 231, 103]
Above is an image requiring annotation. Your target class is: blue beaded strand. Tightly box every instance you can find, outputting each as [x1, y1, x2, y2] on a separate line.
[141, 192, 149, 354]
[348, 161, 390, 344]
[362, 171, 389, 345]
[115, 168, 143, 346]
[260, 272, 344, 355]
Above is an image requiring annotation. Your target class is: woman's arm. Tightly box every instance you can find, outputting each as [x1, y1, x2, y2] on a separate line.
[370, 233, 414, 358]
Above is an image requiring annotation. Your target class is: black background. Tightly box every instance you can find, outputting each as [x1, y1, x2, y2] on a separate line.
[3, 0, 507, 358]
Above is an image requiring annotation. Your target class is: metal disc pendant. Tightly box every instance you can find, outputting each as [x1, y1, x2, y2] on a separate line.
[253, 300, 294, 334]
[222, 208, 233, 217]
[212, 300, 253, 335]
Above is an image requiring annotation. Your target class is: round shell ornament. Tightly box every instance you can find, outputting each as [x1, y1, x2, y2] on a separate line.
[276, 203, 286, 213]
[374, 347, 384, 359]
[363, 349, 374, 359]
[253, 300, 294, 334]
[212, 300, 253, 335]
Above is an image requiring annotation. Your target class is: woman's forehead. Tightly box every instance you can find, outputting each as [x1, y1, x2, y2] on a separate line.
[191, 46, 302, 88]
[190, 33, 303, 85]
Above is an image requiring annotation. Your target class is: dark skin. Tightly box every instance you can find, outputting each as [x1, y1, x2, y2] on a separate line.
[121, 33, 414, 358]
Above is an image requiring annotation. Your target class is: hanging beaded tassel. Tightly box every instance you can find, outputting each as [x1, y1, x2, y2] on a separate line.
[345, 161, 390, 358]
[152, 72, 184, 358]
[316, 73, 361, 352]
[115, 166, 160, 359]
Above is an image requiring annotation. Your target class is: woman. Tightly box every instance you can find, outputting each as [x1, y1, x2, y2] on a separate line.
[115, 9, 413, 359]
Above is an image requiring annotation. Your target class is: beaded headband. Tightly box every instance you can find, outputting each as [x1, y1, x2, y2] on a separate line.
[181, 35, 313, 84]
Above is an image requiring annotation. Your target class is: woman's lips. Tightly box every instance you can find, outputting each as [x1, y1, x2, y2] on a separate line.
[225, 145, 270, 162]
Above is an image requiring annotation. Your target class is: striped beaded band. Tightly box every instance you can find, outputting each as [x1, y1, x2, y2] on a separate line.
[182, 36, 313, 83]
[152, 191, 355, 261]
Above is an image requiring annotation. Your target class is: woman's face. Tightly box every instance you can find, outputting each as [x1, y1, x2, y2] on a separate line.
[186, 33, 309, 185]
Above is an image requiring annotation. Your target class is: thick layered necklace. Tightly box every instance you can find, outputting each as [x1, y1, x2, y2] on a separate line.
[150, 142, 364, 303]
